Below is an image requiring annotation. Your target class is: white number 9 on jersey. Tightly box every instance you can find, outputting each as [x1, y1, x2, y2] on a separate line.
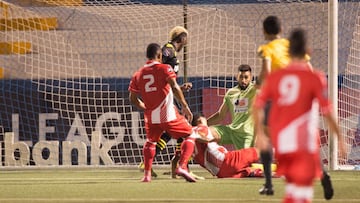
[278, 75, 300, 106]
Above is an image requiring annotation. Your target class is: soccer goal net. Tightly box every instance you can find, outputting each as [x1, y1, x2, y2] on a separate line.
[0, 0, 358, 169]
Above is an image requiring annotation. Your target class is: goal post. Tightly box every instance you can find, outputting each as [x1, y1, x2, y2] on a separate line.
[0, 0, 359, 169]
[328, 0, 339, 170]
[183, 0, 188, 83]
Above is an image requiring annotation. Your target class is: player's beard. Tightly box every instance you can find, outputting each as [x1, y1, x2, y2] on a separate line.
[239, 83, 248, 90]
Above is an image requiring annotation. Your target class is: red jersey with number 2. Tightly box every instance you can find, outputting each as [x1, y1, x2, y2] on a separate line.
[128, 60, 178, 124]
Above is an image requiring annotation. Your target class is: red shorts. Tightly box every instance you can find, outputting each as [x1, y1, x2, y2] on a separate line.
[145, 115, 192, 142]
[276, 151, 322, 185]
[217, 148, 259, 178]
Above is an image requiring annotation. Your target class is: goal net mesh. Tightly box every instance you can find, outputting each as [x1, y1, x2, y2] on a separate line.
[0, 0, 358, 169]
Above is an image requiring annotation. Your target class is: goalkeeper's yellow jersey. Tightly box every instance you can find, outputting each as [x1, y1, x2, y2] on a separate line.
[257, 38, 310, 72]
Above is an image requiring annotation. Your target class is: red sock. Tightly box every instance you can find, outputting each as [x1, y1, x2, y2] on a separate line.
[178, 137, 195, 169]
[143, 141, 156, 172]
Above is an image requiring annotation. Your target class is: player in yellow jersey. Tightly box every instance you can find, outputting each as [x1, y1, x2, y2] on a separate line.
[257, 17, 312, 85]
[257, 37, 290, 81]
[256, 16, 333, 200]
[256, 16, 289, 195]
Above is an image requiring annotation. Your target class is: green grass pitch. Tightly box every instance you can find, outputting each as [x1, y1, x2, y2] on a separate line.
[0, 166, 359, 202]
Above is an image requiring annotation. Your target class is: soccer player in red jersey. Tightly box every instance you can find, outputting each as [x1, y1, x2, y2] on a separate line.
[171, 113, 265, 178]
[128, 43, 197, 183]
[253, 28, 345, 203]
[191, 114, 263, 178]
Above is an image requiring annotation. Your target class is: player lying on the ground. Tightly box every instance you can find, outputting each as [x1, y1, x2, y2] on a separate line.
[172, 113, 277, 178]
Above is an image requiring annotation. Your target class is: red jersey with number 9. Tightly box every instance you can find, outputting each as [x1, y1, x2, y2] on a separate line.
[254, 62, 332, 154]
[128, 60, 177, 124]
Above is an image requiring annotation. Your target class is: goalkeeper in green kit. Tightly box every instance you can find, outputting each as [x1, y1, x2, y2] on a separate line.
[169, 64, 257, 179]
[207, 64, 257, 150]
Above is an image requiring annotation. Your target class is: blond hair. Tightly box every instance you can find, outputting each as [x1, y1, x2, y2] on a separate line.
[169, 26, 188, 41]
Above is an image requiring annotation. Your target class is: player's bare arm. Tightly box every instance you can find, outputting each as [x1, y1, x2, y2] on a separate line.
[168, 77, 193, 122]
[252, 104, 269, 152]
[129, 91, 146, 110]
[324, 113, 346, 159]
[257, 57, 271, 86]
[207, 101, 229, 126]
[207, 127, 220, 142]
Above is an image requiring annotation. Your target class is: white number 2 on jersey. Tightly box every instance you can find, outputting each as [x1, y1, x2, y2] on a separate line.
[143, 74, 157, 92]
[278, 75, 300, 105]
